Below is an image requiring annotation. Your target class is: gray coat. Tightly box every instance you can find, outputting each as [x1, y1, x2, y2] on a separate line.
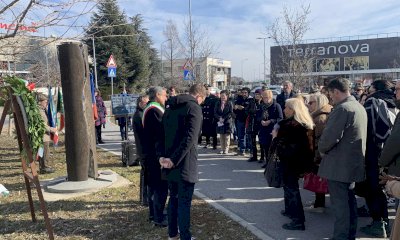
[379, 114, 400, 177]
[318, 96, 367, 183]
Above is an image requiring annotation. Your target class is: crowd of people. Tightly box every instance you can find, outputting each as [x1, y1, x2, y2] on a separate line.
[89, 78, 400, 240]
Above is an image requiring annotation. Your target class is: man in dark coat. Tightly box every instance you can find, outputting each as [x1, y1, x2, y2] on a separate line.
[276, 81, 295, 110]
[233, 87, 252, 155]
[360, 80, 395, 237]
[246, 89, 262, 162]
[160, 83, 206, 240]
[142, 86, 168, 227]
[199, 84, 218, 149]
[132, 94, 149, 205]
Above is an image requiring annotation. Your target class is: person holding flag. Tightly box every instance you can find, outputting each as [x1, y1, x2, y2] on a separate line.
[47, 86, 59, 146]
[37, 93, 57, 174]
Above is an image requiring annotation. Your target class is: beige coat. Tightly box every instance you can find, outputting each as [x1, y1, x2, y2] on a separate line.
[386, 181, 400, 240]
[311, 104, 332, 164]
[39, 106, 51, 142]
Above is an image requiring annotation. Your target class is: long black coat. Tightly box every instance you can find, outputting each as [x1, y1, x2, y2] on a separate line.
[276, 118, 313, 176]
[201, 95, 218, 136]
[163, 94, 203, 183]
[132, 108, 145, 159]
[142, 104, 165, 186]
[214, 100, 234, 134]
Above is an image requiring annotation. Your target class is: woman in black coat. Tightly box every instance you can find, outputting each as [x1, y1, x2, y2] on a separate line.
[214, 90, 234, 154]
[275, 98, 314, 231]
[256, 90, 283, 166]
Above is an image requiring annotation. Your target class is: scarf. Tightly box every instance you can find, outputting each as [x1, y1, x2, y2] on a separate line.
[142, 101, 165, 127]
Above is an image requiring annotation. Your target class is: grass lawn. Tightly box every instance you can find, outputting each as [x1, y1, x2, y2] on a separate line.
[0, 134, 258, 240]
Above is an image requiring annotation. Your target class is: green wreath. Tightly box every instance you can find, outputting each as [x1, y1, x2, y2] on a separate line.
[3, 76, 46, 158]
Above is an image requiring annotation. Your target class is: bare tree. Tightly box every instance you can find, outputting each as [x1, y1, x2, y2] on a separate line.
[0, 0, 97, 82]
[162, 19, 185, 88]
[267, 4, 314, 90]
[182, 19, 218, 83]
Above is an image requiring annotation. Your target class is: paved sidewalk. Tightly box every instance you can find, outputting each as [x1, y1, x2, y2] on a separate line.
[98, 119, 392, 240]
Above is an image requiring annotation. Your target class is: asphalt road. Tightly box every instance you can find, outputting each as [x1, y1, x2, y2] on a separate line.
[98, 116, 392, 240]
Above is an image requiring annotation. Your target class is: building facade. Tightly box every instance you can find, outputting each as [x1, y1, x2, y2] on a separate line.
[162, 57, 232, 89]
[270, 35, 400, 86]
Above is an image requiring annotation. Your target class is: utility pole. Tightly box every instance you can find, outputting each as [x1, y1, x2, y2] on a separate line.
[92, 36, 98, 89]
[189, 0, 194, 82]
[257, 37, 267, 85]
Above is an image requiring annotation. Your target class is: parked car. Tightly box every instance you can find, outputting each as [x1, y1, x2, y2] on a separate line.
[250, 86, 280, 99]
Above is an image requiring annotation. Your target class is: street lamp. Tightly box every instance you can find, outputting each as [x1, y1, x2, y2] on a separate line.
[160, 39, 172, 82]
[256, 37, 267, 85]
[241, 58, 248, 80]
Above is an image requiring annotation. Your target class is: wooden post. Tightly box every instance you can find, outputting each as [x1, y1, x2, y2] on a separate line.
[58, 42, 97, 181]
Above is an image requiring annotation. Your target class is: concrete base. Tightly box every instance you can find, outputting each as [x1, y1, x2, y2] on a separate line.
[41, 170, 131, 202]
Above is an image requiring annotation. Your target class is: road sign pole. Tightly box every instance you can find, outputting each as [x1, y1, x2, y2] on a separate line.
[111, 77, 114, 95]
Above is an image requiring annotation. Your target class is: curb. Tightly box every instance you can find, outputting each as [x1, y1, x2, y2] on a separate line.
[194, 190, 275, 240]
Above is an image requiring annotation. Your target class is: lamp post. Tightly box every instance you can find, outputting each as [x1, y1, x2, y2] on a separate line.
[256, 37, 267, 85]
[160, 39, 172, 82]
[241, 58, 248, 80]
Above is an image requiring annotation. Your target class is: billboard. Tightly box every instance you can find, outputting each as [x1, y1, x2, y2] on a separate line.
[111, 94, 139, 116]
[271, 37, 400, 76]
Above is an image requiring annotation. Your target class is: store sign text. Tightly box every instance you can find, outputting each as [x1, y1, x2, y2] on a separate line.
[287, 43, 369, 57]
[0, 22, 38, 33]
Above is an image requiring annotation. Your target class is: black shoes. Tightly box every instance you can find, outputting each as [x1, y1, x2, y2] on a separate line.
[247, 157, 257, 162]
[40, 167, 55, 174]
[98, 140, 105, 144]
[280, 210, 292, 218]
[282, 221, 305, 231]
[153, 219, 168, 228]
[261, 163, 267, 168]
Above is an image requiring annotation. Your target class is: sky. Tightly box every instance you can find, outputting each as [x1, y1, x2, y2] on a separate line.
[2, 0, 400, 81]
[117, 0, 400, 81]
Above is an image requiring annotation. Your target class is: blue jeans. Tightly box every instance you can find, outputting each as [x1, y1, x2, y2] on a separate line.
[328, 180, 357, 240]
[236, 121, 246, 153]
[168, 178, 195, 240]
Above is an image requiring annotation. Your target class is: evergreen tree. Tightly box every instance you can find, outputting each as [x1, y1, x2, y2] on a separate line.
[86, 1, 143, 89]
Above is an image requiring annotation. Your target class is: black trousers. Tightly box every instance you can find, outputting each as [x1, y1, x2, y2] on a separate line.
[147, 180, 168, 223]
[95, 125, 102, 142]
[168, 178, 195, 240]
[250, 133, 257, 160]
[283, 173, 305, 224]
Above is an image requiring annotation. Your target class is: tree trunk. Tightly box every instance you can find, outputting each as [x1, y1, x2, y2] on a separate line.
[58, 42, 98, 181]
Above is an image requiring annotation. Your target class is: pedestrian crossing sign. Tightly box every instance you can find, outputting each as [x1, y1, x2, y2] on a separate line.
[183, 69, 194, 81]
[108, 67, 116, 77]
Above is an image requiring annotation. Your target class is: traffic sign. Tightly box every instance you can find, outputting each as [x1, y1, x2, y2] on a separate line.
[106, 55, 117, 67]
[183, 58, 193, 70]
[183, 69, 194, 81]
[108, 67, 116, 77]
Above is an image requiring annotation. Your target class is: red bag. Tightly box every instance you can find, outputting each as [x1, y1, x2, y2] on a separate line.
[303, 173, 328, 194]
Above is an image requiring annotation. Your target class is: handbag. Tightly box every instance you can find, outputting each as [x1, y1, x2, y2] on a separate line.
[264, 151, 283, 188]
[303, 173, 328, 194]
